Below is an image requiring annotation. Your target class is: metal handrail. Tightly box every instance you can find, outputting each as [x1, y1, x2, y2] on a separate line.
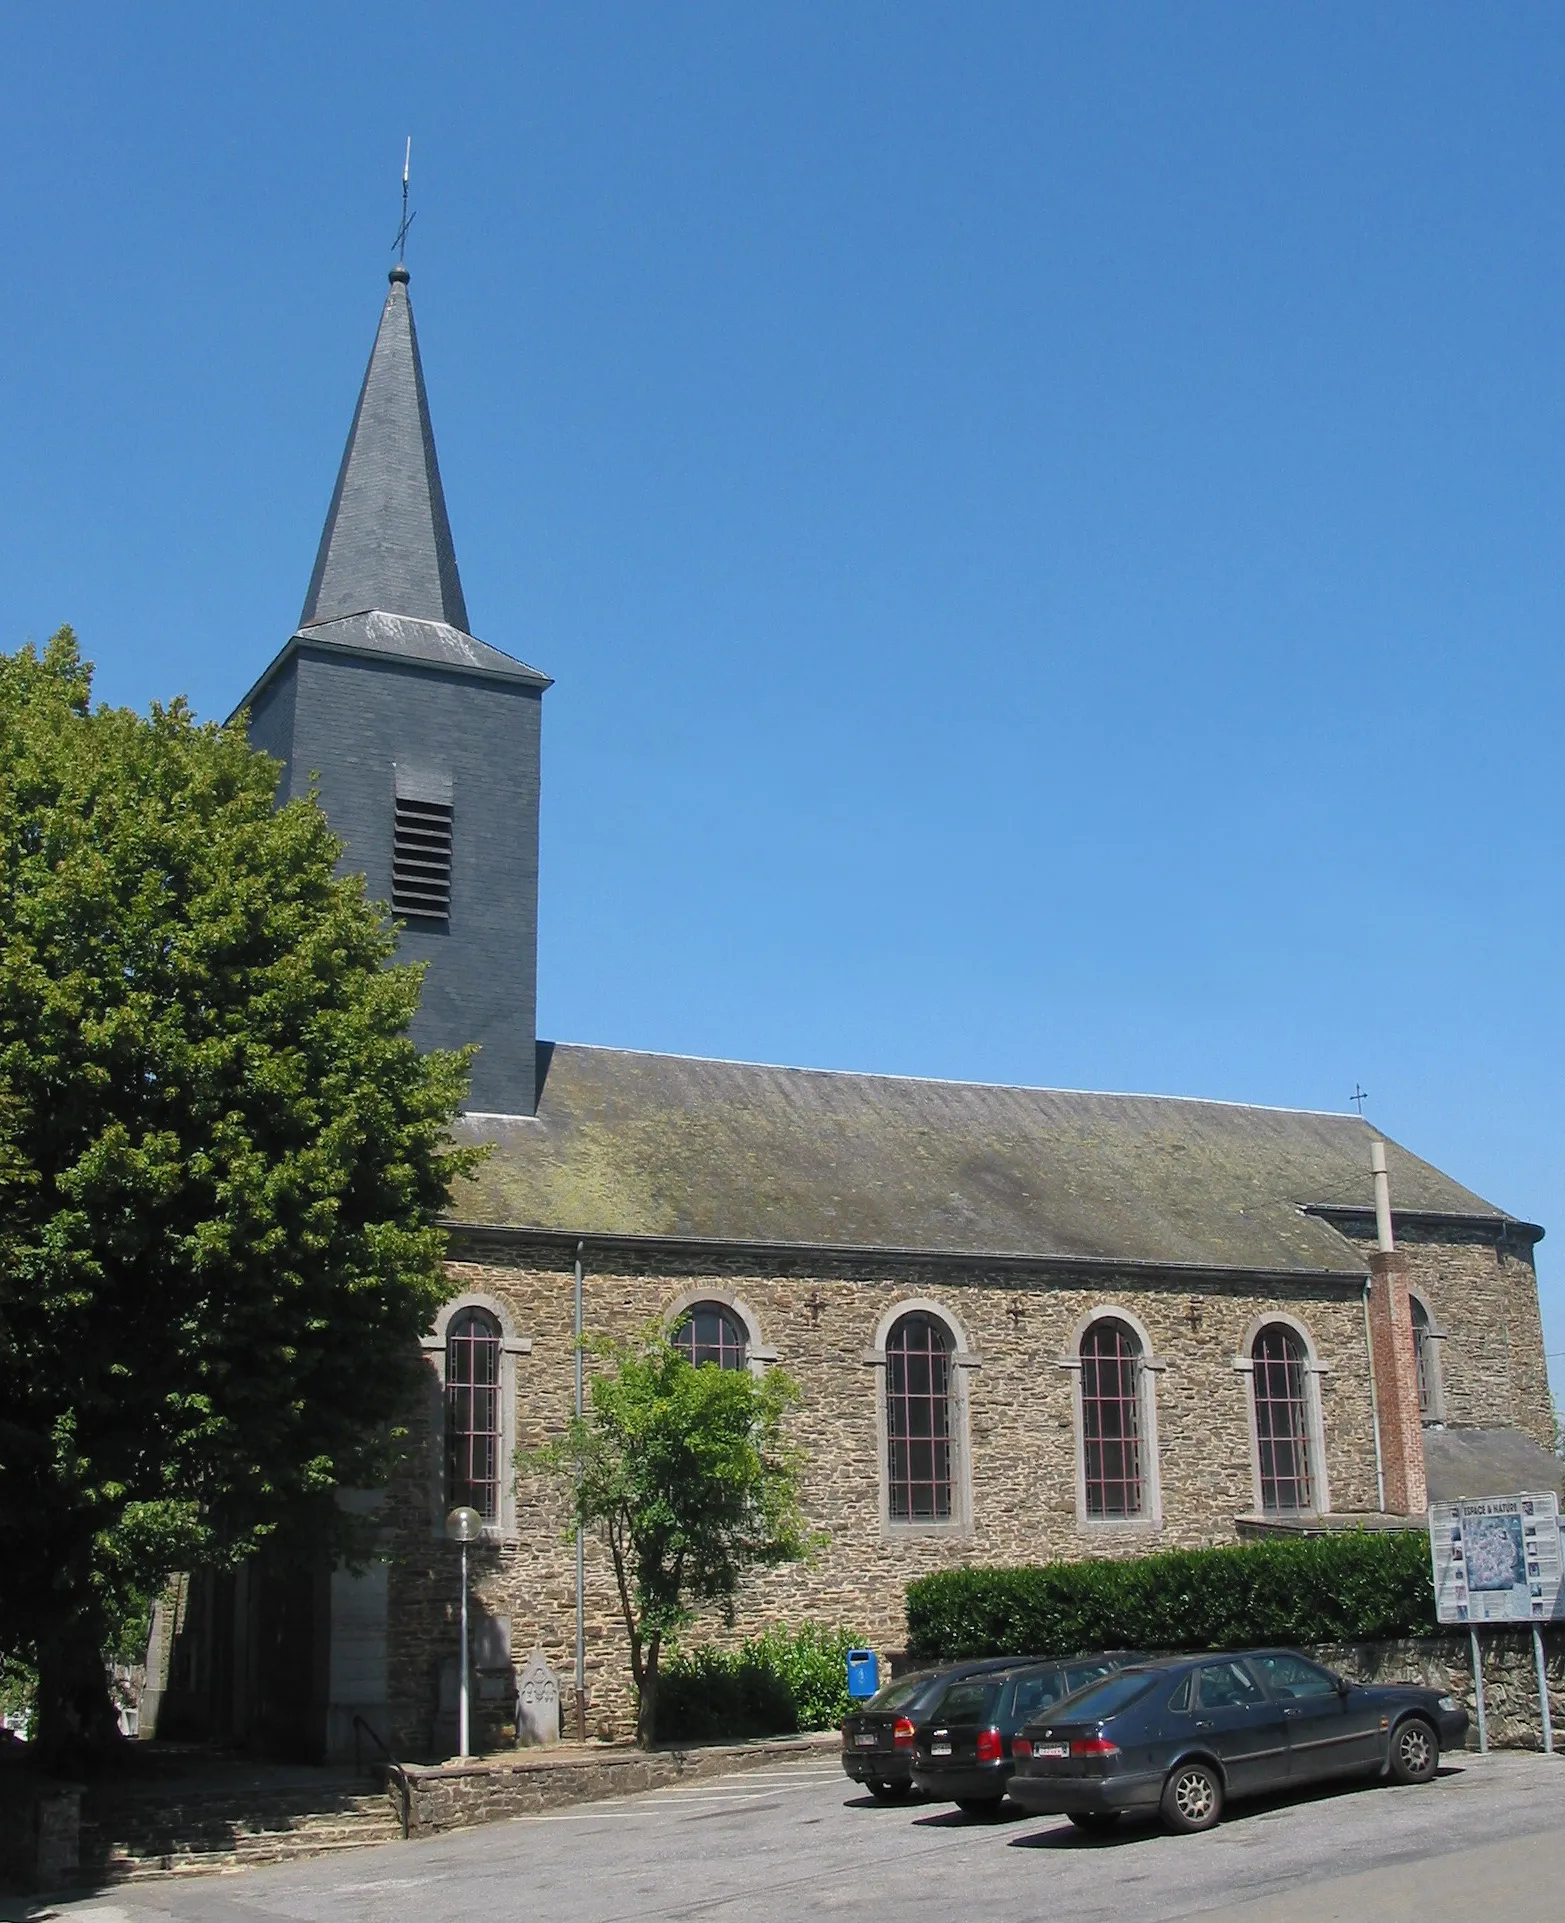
[352, 1713, 412, 1839]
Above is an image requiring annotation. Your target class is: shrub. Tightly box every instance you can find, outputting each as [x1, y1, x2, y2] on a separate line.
[655, 1623, 865, 1742]
[906, 1533, 1436, 1662]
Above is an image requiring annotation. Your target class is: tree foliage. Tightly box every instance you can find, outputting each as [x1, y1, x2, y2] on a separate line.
[530, 1330, 817, 1745]
[0, 631, 476, 1761]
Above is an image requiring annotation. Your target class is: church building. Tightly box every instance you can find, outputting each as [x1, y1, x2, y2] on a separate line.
[150, 264, 1559, 1757]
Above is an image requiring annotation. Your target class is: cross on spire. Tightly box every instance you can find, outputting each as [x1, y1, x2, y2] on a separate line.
[393, 136, 416, 263]
[1351, 1084, 1370, 1117]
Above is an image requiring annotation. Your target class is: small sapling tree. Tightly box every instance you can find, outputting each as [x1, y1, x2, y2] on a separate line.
[530, 1329, 816, 1746]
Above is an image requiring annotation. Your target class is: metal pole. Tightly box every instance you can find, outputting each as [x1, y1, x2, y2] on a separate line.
[459, 1538, 471, 1759]
[1533, 1622, 1554, 1755]
[574, 1242, 586, 1740]
[1470, 1625, 1488, 1754]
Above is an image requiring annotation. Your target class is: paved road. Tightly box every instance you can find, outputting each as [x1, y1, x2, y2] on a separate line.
[21, 1748, 1565, 1923]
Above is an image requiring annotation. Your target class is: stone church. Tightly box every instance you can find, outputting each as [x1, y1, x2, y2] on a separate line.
[146, 263, 1559, 1757]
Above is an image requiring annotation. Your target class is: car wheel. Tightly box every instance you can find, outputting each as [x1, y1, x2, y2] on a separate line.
[1068, 1811, 1121, 1834]
[955, 1796, 1005, 1816]
[867, 1778, 912, 1801]
[1389, 1718, 1439, 1785]
[1161, 1761, 1223, 1834]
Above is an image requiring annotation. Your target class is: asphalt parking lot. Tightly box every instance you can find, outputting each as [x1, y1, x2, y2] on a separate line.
[19, 1747, 1565, 1923]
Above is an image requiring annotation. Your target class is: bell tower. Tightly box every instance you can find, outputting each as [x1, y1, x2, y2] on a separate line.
[235, 264, 550, 1115]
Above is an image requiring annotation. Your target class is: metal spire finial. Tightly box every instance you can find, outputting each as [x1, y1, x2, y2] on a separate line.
[393, 136, 416, 265]
[1351, 1083, 1370, 1117]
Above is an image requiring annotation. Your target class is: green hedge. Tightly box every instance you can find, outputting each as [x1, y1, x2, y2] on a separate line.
[655, 1623, 865, 1742]
[906, 1534, 1436, 1662]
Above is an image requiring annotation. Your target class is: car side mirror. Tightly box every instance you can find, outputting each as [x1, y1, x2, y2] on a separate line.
[1334, 1675, 1351, 1697]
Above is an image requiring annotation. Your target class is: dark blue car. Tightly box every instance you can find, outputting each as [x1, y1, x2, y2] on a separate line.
[1009, 1649, 1469, 1834]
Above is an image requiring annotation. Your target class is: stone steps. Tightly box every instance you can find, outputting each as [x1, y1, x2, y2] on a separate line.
[78, 1784, 404, 1882]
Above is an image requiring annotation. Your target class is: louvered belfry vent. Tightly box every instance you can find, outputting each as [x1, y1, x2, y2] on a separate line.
[392, 794, 454, 920]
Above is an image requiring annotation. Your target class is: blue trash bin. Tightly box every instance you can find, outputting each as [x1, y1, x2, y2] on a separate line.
[845, 1649, 879, 1699]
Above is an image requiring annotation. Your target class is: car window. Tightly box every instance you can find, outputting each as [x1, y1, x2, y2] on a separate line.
[1197, 1662, 1265, 1709]
[933, 1679, 999, 1723]
[1043, 1670, 1157, 1723]
[1008, 1673, 1064, 1721]
[866, 1672, 932, 1713]
[1064, 1662, 1112, 1695]
[1167, 1672, 1193, 1713]
[1251, 1654, 1338, 1700]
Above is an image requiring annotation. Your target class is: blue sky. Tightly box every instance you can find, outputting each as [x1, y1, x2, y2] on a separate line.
[3, 4, 1562, 1404]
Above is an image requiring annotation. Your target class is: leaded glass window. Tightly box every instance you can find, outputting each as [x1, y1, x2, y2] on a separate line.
[1081, 1319, 1143, 1517]
[1252, 1325, 1313, 1513]
[446, 1308, 502, 1522]
[672, 1302, 747, 1370]
[886, 1314, 952, 1522]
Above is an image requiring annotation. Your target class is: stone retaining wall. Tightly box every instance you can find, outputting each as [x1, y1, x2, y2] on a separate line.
[1315, 1628, 1564, 1752]
[394, 1730, 838, 1836]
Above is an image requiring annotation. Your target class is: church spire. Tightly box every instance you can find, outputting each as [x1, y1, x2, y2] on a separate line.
[299, 264, 471, 633]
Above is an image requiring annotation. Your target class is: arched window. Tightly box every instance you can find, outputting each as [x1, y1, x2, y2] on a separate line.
[1080, 1319, 1143, 1517]
[671, 1301, 747, 1370]
[446, 1308, 503, 1522]
[885, 1314, 953, 1522]
[1409, 1296, 1431, 1416]
[1251, 1325, 1313, 1513]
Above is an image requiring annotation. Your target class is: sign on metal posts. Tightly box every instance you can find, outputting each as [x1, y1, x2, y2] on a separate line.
[1427, 1491, 1562, 1758]
[1428, 1492, 1563, 1627]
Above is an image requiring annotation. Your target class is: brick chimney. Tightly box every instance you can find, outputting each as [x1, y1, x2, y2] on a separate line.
[1366, 1140, 1428, 1515]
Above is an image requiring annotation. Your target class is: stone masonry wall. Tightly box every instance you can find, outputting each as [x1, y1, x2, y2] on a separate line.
[1319, 1628, 1565, 1752]
[385, 1246, 1390, 1752]
[1336, 1225, 1555, 1446]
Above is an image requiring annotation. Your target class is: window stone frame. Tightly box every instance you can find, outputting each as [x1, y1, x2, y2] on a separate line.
[1056, 1305, 1166, 1534]
[663, 1287, 777, 1377]
[1232, 1312, 1332, 1519]
[421, 1292, 531, 1543]
[862, 1299, 978, 1542]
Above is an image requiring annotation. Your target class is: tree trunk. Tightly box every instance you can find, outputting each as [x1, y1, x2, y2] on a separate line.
[32, 1606, 123, 1772]
[635, 1635, 662, 1749]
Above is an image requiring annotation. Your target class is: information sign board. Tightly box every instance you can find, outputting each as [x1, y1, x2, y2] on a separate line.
[1428, 1491, 1564, 1626]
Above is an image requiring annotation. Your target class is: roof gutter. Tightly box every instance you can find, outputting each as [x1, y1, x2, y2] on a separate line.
[439, 1219, 1370, 1288]
[1303, 1204, 1543, 1246]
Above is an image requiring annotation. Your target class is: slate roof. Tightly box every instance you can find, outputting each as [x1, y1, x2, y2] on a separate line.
[1423, 1428, 1564, 1502]
[302, 265, 469, 631]
[290, 611, 548, 687]
[231, 269, 549, 719]
[451, 1044, 1530, 1275]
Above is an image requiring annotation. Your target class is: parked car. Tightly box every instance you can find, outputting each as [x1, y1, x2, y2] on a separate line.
[1009, 1648, 1469, 1835]
[909, 1653, 1143, 1814]
[841, 1657, 1039, 1799]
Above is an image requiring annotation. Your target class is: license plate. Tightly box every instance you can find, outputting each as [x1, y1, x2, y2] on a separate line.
[855, 1733, 878, 1747]
[1031, 1743, 1069, 1758]
[931, 1742, 952, 1756]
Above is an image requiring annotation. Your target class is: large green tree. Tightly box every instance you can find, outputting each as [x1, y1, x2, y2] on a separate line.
[0, 631, 475, 1762]
[532, 1330, 816, 1746]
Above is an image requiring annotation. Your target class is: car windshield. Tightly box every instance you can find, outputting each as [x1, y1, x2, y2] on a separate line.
[1046, 1669, 1158, 1723]
[931, 1678, 1001, 1724]
[865, 1672, 932, 1713]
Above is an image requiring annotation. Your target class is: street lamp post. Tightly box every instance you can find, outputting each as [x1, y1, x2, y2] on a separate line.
[445, 1506, 483, 1759]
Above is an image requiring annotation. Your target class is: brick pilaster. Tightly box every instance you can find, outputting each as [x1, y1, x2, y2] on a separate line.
[1367, 1249, 1427, 1515]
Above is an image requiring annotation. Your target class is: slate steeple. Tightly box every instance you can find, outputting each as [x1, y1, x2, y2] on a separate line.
[236, 261, 549, 1118]
[300, 264, 470, 632]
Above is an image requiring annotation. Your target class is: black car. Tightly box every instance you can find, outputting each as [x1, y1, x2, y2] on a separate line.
[909, 1653, 1142, 1814]
[1009, 1648, 1470, 1834]
[841, 1657, 1037, 1799]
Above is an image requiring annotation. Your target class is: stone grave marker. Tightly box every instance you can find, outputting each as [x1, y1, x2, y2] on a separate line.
[515, 1647, 562, 1747]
